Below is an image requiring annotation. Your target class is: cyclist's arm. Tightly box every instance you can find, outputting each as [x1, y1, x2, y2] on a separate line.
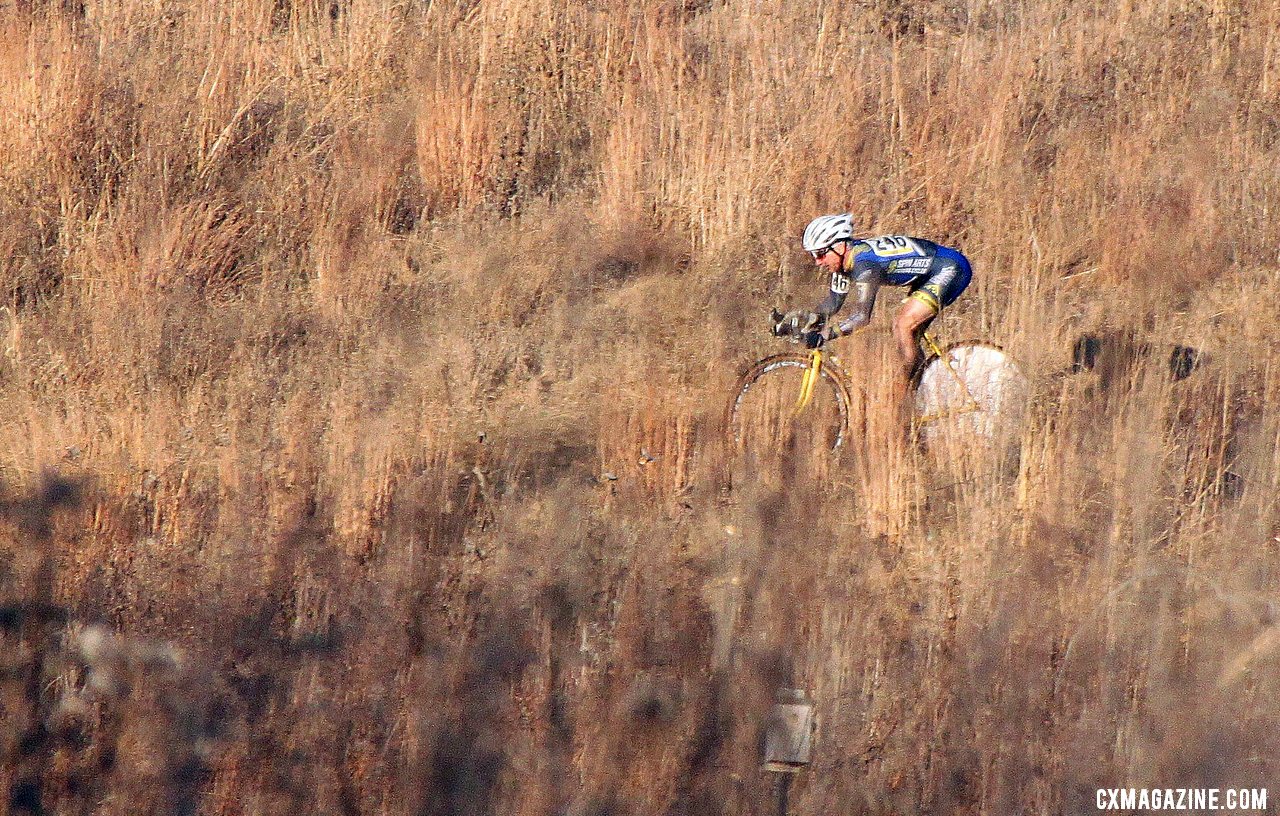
[814, 270, 850, 317]
[830, 270, 881, 337]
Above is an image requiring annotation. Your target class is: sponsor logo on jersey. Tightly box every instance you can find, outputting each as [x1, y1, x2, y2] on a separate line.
[890, 257, 931, 270]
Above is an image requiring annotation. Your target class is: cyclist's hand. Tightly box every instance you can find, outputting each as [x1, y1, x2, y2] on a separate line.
[804, 325, 843, 349]
[771, 309, 824, 339]
[771, 308, 807, 337]
[769, 308, 790, 337]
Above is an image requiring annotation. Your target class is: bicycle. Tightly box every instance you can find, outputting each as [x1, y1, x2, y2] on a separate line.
[726, 318, 1028, 453]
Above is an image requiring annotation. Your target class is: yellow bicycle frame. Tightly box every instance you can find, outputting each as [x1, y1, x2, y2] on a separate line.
[789, 334, 981, 423]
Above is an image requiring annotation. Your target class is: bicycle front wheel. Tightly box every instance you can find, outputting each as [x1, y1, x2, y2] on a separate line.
[727, 352, 854, 454]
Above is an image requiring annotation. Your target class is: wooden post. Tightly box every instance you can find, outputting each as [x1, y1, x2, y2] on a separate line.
[762, 688, 815, 816]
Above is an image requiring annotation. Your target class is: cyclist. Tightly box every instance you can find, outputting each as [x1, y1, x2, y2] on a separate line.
[774, 213, 972, 381]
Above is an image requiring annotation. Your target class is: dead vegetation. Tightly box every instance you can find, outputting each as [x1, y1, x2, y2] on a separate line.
[0, 0, 1278, 812]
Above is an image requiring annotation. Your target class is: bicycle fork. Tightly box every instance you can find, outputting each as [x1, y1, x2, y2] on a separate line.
[792, 349, 824, 414]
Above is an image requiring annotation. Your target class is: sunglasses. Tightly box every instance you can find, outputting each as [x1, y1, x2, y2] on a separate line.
[810, 245, 836, 260]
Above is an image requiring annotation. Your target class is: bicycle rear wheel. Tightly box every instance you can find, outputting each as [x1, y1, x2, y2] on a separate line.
[728, 352, 854, 454]
[914, 342, 1028, 447]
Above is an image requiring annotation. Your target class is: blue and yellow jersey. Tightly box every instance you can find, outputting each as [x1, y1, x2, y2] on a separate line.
[843, 235, 946, 285]
[818, 235, 973, 332]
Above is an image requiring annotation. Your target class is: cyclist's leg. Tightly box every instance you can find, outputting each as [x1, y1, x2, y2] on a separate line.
[883, 298, 934, 433]
[901, 253, 967, 378]
[901, 252, 973, 371]
[893, 298, 938, 380]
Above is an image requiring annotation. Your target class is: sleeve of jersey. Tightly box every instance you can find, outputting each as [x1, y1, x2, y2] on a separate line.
[815, 271, 851, 316]
[834, 262, 881, 336]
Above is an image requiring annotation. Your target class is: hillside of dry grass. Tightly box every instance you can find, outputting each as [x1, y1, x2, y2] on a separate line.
[0, 0, 1278, 813]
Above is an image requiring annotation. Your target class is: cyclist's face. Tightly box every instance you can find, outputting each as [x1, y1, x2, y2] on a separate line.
[812, 241, 845, 274]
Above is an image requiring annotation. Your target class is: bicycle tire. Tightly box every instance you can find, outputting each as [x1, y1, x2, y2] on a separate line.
[914, 341, 1028, 444]
[727, 352, 854, 452]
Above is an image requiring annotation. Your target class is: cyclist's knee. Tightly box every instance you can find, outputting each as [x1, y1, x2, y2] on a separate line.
[895, 302, 934, 337]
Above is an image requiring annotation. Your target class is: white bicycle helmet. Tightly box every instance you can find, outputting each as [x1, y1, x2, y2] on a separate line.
[802, 213, 855, 253]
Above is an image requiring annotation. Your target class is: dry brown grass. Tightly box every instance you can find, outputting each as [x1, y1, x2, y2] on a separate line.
[0, 0, 1278, 813]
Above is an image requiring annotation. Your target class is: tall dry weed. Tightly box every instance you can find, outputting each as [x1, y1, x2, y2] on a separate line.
[0, 0, 1277, 813]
